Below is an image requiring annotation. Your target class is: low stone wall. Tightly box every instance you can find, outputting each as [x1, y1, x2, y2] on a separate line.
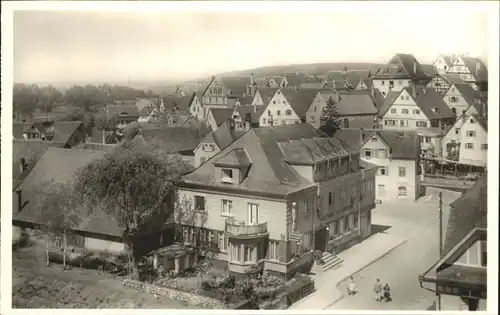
[259, 274, 315, 310]
[123, 279, 225, 309]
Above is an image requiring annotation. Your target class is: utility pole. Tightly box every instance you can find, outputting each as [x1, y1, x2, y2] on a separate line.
[437, 191, 443, 311]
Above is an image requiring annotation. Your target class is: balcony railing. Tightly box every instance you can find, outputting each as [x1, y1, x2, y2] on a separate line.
[225, 218, 268, 236]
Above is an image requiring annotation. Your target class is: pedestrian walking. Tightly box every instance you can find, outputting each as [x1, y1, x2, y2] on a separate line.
[383, 283, 392, 302]
[374, 278, 383, 302]
[347, 276, 356, 295]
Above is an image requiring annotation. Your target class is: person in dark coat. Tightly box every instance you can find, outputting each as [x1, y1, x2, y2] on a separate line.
[383, 283, 392, 302]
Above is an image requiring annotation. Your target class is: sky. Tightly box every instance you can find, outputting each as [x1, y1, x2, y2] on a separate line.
[11, 2, 491, 84]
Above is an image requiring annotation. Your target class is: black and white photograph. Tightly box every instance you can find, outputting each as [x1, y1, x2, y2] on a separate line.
[1, 1, 498, 313]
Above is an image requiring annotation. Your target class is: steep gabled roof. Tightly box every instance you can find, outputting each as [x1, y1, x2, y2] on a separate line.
[278, 137, 351, 165]
[139, 127, 210, 153]
[378, 90, 403, 117]
[344, 70, 371, 88]
[257, 87, 279, 105]
[219, 76, 251, 97]
[13, 122, 36, 139]
[280, 89, 319, 118]
[163, 95, 193, 113]
[199, 121, 245, 151]
[460, 56, 488, 82]
[335, 128, 420, 160]
[299, 82, 328, 89]
[443, 174, 487, 256]
[371, 88, 385, 110]
[135, 98, 158, 115]
[282, 72, 308, 87]
[236, 105, 265, 124]
[183, 124, 336, 196]
[374, 53, 429, 79]
[336, 92, 378, 116]
[453, 83, 481, 106]
[209, 108, 234, 127]
[439, 73, 465, 85]
[470, 113, 488, 132]
[421, 64, 438, 77]
[214, 148, 252, 167]
[51, 121, 84, 145]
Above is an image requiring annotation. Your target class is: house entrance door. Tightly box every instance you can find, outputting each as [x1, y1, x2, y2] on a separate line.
[314, 228, 327, 252]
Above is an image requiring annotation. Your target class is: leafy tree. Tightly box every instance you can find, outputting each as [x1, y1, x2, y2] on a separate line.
[37, 183, 81, 269]
[319, 96, 341, 136]
[72, 138, 190, 279]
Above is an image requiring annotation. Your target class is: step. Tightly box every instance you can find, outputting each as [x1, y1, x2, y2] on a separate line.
[311, 252, 344, 273]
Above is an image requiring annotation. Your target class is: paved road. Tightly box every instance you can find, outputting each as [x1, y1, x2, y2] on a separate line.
[327, 188, 460, 310]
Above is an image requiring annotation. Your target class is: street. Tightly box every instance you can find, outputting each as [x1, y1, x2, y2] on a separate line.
[327, 187, 461, 310]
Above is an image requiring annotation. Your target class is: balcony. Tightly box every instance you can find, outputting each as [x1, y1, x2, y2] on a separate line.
[225, 218, 268, 239]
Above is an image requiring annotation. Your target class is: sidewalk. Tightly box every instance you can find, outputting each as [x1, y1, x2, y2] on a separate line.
[289, 233, 407, 310]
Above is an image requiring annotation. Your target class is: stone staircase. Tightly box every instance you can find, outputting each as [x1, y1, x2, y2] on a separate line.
[311, 252, 344, 274]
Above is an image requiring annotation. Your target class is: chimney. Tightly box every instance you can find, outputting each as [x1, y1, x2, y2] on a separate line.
[412, 83, 417, 99]
[102, 130, 106, 144]
[245, 113, 252, 131]
[19, 158, 27, 173]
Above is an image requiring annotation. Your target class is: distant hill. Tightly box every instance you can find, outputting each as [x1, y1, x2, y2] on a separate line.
[216, 62, 385, 78]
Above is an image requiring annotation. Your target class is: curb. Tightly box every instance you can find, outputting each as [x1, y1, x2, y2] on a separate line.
[324, 238, 408, 309]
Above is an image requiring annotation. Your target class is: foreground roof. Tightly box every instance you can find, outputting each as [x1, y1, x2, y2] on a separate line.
[374, 53, 429, 79]
[336, 92, 378, 116]
[140, 127, 209, 153]
[209, 108, 234, 126]
[280, 89, 319, 118]
[183, 124, 356, 196]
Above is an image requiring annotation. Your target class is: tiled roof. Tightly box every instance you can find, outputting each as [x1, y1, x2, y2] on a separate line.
[13, 122, 35, 139]
[14, 148, 111, 233]
[278, 138, 351, 165]
[460, 56, 488, 82]
[51, 121, 84, 145]
[236, 105, 265, 124]
[439, 73, 465, 85]
[12, 139, 65, 182]
[200, 121, 245, 151]
[214, 148, 252, 167]
[299, 82, 328, 89]
[106, 105, 140, 120]
[209, 108, 234, 126]
[183, 124, 339, 196]
[114, 100, 137, 106]
[344, 70, 371, 88]
[219, 76, 251, 97]
[135, 98, 158, 115]
[443, 174, 487, 256]
[334, 128, 420, 160]
[371, 88, 385, 109]
[283, 72, 308, 87]
[280, 89, 319, 118]
[336, 92, 378, 116]
[374, 53, 429, 79]
[471, 113, 488, 131]
[379, 87, 454, 120]
[421, 64, 438, 77]
[162, 95, 193, 113]
[257, 88, 279, 105]
[453, 83, 481, 106]
[360, 78, 374, 89]
[441, 55, 454, 67]
[238, 95, 254, 105]
[140, 127, 209, 153]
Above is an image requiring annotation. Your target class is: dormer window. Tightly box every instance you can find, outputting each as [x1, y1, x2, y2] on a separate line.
[119, 112, 128, 116]
[221, 168, 234, 183]
[432, 108, 439, 114]
[470, 118, 476, 123]
[371, 137, 378, 142]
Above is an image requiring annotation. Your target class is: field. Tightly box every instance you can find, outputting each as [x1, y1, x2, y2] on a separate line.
[12, 247, 200, 309]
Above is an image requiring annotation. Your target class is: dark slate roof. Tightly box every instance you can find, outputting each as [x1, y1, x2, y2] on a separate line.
[334, 128, 420, 160]
[200, 121, 245, 151]
[439, 73, 465, 85]
[106, 105, 140, 119]
[374, 53, 429, 79]
[283, 72, 308, 87]
[443, 174, 487, 256]
[51, 121, 84, 145]
[299, 82, 328, 89]
[441, 55, 454, 67]
[140, 127, 209, 153]
[371, 88, 385, 110]
[278, 138, 351, 165]
[219, 77, 251, 97]
[214, 148, 252, 167]
[13, 122, 36, 139]
[135, 98, 158, 115]
[344, 70, 371, 88]
[13, 148, 113, 232]
[378, 90, 402, 117]
[163, 95, 193, 113]
[421, 64, 438, 77]
[336, 92, 378, 116]
[257, 88, 279, 105]
[453, 83, 481, 106]
[280, 89, 319, 118]
[461, 56, 488, 82]
[183, 124, 338, 196]
[12, 139, 65, 183]
[236, 105, 265, 124]
[471, 113, 488, 132]
[209, 108, 234, 126]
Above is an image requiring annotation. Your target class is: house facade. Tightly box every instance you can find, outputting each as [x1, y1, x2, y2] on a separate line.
[372, 54, 431, 97]
[426, 73, 465, 97]
[433, 54, 455, 74]
[189, 93, 205, 121]
[442, 105, 480, 159]
[175, 124, 377, 279]
[258, 89, 305, 127]
[458, 114, 487, 167]
[336, 129, 421, 202]
[379, 87, 455, 130]
[442, 83, 481, 118]
[446, 56, 488, 95]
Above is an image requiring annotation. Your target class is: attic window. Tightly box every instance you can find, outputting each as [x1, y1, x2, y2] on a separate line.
[119, 112, 128, 116]
[432, 108, 439, 114]
[470, 118, 475, 124]
[371, 137, 378, 142]
[221, 169, 234, 183]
